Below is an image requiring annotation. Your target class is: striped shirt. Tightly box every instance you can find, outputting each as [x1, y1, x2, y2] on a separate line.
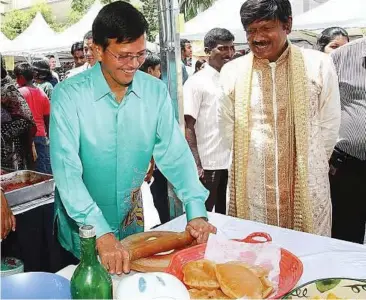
[331, 37, 366, 160]
[183, 64, 231, 170]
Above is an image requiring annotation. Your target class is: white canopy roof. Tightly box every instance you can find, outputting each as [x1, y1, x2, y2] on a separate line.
[293, 0, 366, 30]
[181, 0, 245, 42]
[180, 0, 343, 43]
[29, 1, 159, 54]
[1, 12, 58, 55]
[0, 32, 12, 50]
[57, 1, 104, 47]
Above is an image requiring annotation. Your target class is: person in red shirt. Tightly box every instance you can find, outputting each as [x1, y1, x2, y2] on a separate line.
[14, 62, 52, 174]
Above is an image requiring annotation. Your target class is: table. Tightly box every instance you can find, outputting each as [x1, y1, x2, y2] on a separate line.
[3, 197, 65, 273]
[57, 212, 366, 294]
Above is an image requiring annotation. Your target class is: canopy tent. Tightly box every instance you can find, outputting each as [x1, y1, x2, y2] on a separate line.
[2, 1, 158, 57]
[0, 32, 12, 50]
[1, 12, 58, 56]
[180, 0, 323, 43]
[56, 1, 104, 48]
[181, 0, 245, 42]
[22, 1, 159, 55]
[293, 0, 366, 31]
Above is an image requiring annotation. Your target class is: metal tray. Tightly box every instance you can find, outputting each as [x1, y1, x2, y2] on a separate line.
[0, 171, 54, 207]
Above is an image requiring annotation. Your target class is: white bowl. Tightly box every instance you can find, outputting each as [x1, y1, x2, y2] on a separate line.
[116, 272, 189, 300]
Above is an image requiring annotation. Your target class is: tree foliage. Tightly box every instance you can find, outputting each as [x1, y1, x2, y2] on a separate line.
[0, 0, 215, 41]
[138, 0, 217, 42]
[66, 0, 94, 26]
[1, 1, 61, 40]
[179, 0, 216, 21]
[141, 0, 159, 42]
[66, 0, 133, 26]
[101, 0, 130, 4]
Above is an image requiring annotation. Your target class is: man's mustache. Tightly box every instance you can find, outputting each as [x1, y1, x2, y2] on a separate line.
[252, 41, 270, 46]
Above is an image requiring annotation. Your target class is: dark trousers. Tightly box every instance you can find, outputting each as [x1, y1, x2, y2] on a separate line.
[34, 136, 52, 174]
[1, 203, 76, 272]
[201, 169, 228, 215]
[150, 168, 170, 224]
[329, 149, 366, 244]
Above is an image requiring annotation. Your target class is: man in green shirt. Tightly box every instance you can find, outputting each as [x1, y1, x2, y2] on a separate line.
[50, 1, 216, 275]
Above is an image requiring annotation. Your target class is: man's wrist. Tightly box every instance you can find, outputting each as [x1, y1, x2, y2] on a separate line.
[185, 201, 208, 222]
[97, 232, 114, 240]
[188, 216, 208, 223]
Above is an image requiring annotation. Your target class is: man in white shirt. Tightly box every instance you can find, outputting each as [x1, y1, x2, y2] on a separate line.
[65, 31, 97, 79]
[184, 28, 235, 214]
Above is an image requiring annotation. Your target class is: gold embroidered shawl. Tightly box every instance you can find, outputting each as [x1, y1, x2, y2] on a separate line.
[229, 44, 314, 233]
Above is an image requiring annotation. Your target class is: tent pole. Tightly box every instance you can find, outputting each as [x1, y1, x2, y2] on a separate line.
[158, 0, 184, 129]
[158, 0, 185, 219]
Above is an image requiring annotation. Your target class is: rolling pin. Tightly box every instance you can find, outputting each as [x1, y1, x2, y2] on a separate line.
[126, 231, 194, 262]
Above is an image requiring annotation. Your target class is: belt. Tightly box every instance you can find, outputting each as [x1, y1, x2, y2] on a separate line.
[334, 147, 366, 164]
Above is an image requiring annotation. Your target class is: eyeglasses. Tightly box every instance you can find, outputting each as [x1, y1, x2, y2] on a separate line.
[106, 48, 148, 65]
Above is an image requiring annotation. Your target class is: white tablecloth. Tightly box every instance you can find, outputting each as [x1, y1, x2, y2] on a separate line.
[57, 212, 366, 293]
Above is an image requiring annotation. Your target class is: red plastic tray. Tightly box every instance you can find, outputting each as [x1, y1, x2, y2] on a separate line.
[165, 232, 303, 299]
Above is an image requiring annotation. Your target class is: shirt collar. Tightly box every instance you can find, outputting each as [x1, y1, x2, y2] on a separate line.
[202, 63, 220, 77]
[91, 62, 141, 101]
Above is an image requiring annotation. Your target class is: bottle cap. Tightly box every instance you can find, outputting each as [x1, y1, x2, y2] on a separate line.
[79, 225, 96, 238]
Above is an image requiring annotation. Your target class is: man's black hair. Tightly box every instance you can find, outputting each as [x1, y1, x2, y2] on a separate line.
[46, 54, 55, 59]
[140, 53, 161, 72]
[180, 39, 190, 52]
[14, 62, 34, 82]
[240, 0, 292, 30]
[204, 28, 235, 50]
[84, 30, 93, 41]
[92, 1, 148, 50]
[316, 27, 349, 52]
[32, 59, 52, 81]
[71, 41, 84, 55]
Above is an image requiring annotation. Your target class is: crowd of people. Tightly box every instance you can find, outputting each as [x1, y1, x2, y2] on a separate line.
[1, 0, 365, 275]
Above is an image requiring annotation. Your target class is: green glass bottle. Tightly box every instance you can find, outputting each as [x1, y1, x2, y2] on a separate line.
[70, 225, 113, 299]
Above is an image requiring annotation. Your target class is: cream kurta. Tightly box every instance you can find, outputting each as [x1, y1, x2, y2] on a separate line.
[218, 45, 341, 236]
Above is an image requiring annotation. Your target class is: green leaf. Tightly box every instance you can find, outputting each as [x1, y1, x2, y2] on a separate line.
[179, 0, 217, 21]
[316, 279, 342, 293]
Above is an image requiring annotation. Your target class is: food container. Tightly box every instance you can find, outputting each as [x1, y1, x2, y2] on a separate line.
[1, 171, 54, 207]
[1, 272, 71, 299]
[0, 257, 24, 277]
[166, 232, 304, 299]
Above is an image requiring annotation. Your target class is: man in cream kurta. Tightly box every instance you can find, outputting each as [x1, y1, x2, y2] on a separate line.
[218, 0, 341, 236]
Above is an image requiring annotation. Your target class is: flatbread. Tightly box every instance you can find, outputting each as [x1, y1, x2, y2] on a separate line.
[183, 260, 220, 290]
[260, 276, 274, 298]
[233, 261, 269, 278]
[215, 262, 264, 299]
[188, 289, 230, 299]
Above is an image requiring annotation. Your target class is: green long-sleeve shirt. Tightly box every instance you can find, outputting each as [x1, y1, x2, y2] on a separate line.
[50, 62, 208, 258]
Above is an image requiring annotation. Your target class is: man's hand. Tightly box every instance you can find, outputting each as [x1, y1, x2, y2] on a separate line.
[186, 217, 217, 244]
[144, 164, 154, 183]
[144, 158, 155, 183]
[197, 166, 205, 179]
[1, 191, 16, 240]
[96, 233, 130, 275]
[185, 115, 204, 180]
